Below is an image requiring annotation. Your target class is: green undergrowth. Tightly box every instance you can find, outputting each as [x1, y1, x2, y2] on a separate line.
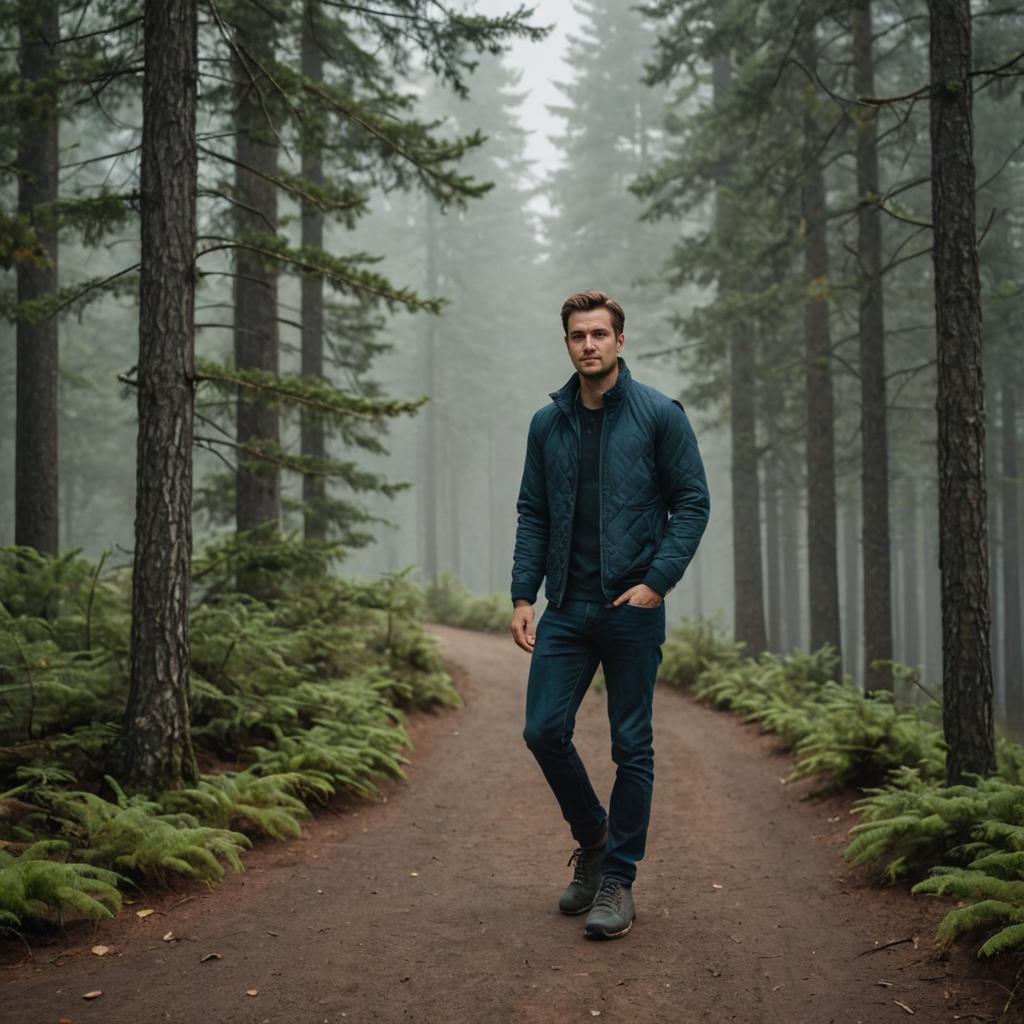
[658, 616, 1024, 962]
[422, 573, 509, 633]
[0, 545, 459, 934]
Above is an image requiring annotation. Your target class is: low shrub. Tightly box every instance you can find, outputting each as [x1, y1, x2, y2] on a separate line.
[0, 543, 459, 932]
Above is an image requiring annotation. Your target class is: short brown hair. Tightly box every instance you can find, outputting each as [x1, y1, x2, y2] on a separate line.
[560, 290, 625, 337]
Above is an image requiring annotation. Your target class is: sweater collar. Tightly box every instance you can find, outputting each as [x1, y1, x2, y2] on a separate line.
[550, 357, 632, 414]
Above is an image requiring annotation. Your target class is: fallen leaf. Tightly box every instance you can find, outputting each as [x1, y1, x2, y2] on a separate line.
[91, 945, 110, 957]
[894, 1000, 914, 1015]
[245, 988, 258, 997]
[82, 990, 102, 1000]
[162, 932, 174, 942]
[200, 953, 222, 963]
[136, 909, 155, 918]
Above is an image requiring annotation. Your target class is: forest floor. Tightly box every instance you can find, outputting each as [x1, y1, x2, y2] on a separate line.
[2, 624, 1022, 1024]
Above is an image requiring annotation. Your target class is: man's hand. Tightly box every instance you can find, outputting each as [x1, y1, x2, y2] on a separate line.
[510, 600, 536, 653]
[612, 584, 662, 608]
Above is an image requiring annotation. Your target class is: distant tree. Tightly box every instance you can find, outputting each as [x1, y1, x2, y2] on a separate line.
[231, 5, 282, 559]
[14, 0, 60, 557]
[851, 0, 893, 693]
[420, 55, 552, 590]
[799, 25, 842, 669]
[713, 53, 766, 657]
[121, 0, 200, 795]
[299, 0, 326, 542]
[926, 0, 995, 782]
[545, 0, 680, 346]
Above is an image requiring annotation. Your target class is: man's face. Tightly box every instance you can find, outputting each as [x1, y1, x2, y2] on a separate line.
[564, 307, 623, 382]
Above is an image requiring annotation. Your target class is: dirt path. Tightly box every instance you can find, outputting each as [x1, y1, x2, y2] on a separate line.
[3, 624, 1018, 1024]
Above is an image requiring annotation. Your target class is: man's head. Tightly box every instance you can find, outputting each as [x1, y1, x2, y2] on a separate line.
[560, 290, 625, 383]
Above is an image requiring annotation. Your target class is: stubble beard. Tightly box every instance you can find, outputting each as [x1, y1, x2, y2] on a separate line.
[578, 355, 617, 381]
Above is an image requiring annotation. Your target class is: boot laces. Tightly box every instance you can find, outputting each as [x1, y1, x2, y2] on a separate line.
[593, 877, 623, 911]
[567, 847, 590, 886]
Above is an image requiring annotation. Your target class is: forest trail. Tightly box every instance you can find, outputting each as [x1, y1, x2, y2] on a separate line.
[2, 624, 1018, 1024]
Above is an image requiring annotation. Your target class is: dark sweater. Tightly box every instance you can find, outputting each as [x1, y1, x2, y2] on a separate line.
[564, 397, 605, 601]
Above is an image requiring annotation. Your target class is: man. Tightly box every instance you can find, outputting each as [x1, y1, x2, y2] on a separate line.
[510, 290, 710, 940]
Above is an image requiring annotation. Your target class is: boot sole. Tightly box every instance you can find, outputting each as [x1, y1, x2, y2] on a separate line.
[583, 917, 634, 940]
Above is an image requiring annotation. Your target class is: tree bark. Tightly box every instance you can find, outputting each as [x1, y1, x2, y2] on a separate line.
[234, 15, 280, 545]
[853, 0, 893, 692]
[15, 0, 60, 557]
[781, 459, 803, 651]
[300, 1, 326, 542]
[801, 33, 842, 670]
[924, 500, 942, 691]
[420, 198, 439, 581]
[764, 455, 782, 653]
[1001, 373, 1022, 730]
[714, 54, 767, 656]
[842, 499, 861, 683]
[902, 476, 921, 670]
[446, 424, 461, 581]
[927, 0, 996, 783]
[121, 0, 199, 795]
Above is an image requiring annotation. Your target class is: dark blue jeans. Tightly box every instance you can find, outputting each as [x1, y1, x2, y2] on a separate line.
[522, 598, 665, 885]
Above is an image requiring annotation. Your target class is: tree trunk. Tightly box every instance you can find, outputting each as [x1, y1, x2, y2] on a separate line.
[446, 421, 461, 581]
[927, 0, 996, 784]
[801, 33, 842, 670]
[121, 0, 199, 795]
[764, 455, 782, 653]
[853, 0, 893, 693]
[15, 0, 60, 557]
[842, 499, 860, 683]
[902, 477, 921, 671]
[781, 460, 803, 651]
[420, 199, 439, 581]
[1002, 374, 1023, 731]
[300, 2, 326, 542]
[714, 54, 767, 656]
[988, 422, 1001, 709]
[924, 501, 942, 693]
[234, 16, 280, 545]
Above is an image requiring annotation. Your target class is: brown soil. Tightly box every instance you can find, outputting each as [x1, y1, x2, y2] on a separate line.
[3, 624, 1021, 1024]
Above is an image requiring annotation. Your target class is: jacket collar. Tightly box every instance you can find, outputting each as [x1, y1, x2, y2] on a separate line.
[550, 357, 632, 416]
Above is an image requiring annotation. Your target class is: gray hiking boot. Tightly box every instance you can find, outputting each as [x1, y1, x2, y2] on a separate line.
[558, 842, 606, 915]
[583, 877, 635, 939]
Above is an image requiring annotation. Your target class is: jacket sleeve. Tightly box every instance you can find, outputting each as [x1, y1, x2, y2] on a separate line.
[510, 411, 549, 605]
[642, 400, 710, 597]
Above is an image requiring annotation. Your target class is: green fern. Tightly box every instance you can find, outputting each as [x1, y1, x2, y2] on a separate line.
[0, 840, 122, 929]
[159, 770, 322, 840]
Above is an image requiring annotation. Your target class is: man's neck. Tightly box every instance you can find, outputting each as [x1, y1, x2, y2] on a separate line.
[578, 364, 618, 409]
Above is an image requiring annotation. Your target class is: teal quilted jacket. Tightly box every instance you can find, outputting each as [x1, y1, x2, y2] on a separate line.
[511, 359, 710, 608]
